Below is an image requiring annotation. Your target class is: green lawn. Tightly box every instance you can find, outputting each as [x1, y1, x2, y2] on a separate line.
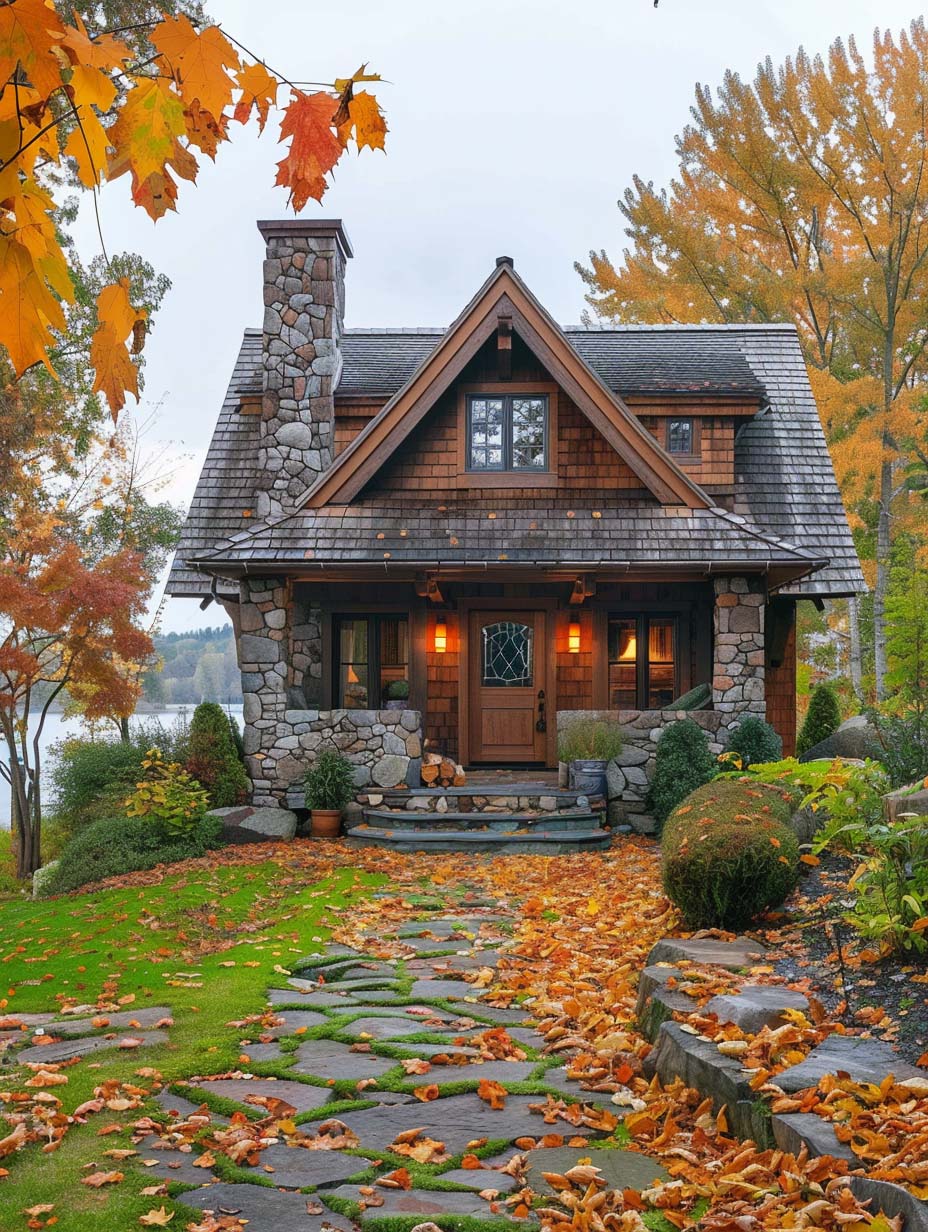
[0, 854, 381, 1230]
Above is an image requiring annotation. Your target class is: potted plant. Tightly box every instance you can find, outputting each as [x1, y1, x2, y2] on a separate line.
[303, 748, 355, 838]
[384, 679, 410, 711]
[557, 719, 624, 797]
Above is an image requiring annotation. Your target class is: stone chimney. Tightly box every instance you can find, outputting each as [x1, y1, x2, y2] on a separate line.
[256, 219, 352, 518]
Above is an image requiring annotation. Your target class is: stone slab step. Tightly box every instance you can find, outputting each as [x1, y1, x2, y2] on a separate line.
[354, 808, 602, 833]
[771, 1112, 856, 1163]
[774, 1035, 926, 1094]
[374, 786, 605, 810]
[346, 826, 612, 854]
[647, 935, 767, 971]
[848, 1177, 928, 1232]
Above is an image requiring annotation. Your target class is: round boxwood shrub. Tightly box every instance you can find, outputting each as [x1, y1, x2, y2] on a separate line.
[44, 812, 224, 896]
[186, 702, 250, 808]
[797, 683, 842, 757]
[661, 778, 799, 929]
[725, 716, 783, 768]
[647, 719, 717, 826]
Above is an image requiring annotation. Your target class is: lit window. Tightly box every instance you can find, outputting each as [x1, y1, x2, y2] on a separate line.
[335, 616, 409, 708]
[467, 395, 547, 471]
[667, 418, 694, 454]
[608, 616, 678, 709]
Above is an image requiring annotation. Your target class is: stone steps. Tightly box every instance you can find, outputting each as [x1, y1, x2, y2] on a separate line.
[352, 808, 602, 834]
[369, 785, 604, 813]
[346, 824, 612, 854]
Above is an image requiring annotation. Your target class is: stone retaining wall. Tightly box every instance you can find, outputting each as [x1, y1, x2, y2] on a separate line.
[558, 708, 725, 834]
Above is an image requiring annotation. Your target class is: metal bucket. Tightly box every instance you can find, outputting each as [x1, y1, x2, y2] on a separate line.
[568, 758, 607, 798]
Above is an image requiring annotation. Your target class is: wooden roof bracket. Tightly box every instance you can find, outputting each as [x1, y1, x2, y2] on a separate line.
[415, 572, 445, 604]
[569, 574, 596, 605]
[497, 313, 513, 380]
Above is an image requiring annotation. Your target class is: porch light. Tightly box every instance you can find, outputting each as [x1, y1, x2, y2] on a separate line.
[568, 620, 581, 654]
[434, 619, 448, 654]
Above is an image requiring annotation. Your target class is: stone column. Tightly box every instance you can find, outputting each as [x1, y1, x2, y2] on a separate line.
[712, 576, 766, 733]
[238, 576, 289, 806]
[256, 219, 352, 518]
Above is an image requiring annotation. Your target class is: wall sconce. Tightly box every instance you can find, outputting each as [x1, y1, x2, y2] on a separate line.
[568, 620, 581, 654]
[434, 618, 448, 654]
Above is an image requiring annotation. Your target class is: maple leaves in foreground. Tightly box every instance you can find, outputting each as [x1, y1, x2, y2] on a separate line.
[0, 2, 388, 413]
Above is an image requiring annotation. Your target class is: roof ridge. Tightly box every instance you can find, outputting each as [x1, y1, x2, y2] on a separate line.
[563, 323, 797, 334]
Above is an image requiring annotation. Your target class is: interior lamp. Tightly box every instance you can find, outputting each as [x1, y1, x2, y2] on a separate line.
[568, 620, 581, 654]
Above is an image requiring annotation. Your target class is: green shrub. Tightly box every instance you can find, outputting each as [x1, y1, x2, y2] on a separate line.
[386, 679, 410, 701]
[227, 713, 246, 762]
[125, 749, 210, 837]
[724, 716, 783, 769]
[661, 779, 799, 929]
[304, 748, 356, 811]
[44, 813, 224, 896]
[647, 719, 716, 825]
[185, 702, 250, 808]
[797, 684, 842, 756]
[557, 719, 623, 763]
[49, 738, 148, 836]
[868, 709, 928, 787]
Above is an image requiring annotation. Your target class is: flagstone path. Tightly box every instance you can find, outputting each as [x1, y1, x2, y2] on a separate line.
[139, 887, 666, 1230]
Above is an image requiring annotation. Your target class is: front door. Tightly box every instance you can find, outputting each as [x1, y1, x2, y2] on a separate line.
[469, 611, 546, 763]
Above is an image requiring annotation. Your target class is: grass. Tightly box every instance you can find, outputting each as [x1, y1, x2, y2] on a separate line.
[0, 855, 382, 1230]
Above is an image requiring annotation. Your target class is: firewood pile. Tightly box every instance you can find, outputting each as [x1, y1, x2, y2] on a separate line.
[421, 751, 466, 787]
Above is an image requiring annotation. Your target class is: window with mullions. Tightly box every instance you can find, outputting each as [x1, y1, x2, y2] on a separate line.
[335, 615, 409, 708]
[607, 616, 678, 709]
[467, 394, 548, 471]
[667, 418, 695, 455]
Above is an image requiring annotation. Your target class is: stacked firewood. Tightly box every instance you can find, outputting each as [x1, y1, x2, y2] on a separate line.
[421, 751, 466, 787]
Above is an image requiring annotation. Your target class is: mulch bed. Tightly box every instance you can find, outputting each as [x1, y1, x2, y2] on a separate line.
[763, 851, 928, 1066]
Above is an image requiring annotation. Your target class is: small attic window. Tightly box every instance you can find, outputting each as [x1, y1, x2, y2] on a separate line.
[667, 418, 695, 455]
[467, 394, 548, 471]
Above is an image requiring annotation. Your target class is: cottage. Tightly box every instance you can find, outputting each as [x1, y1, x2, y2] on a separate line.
[167, 219, 863, 836]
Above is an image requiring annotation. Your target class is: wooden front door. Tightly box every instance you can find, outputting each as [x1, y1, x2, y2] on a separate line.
[469, 611, 546, 763]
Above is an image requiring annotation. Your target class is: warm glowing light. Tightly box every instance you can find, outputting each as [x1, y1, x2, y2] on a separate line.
[619, 634, 637, 661]
[568, 620, 581, 653]
[434, 619, 447, 653]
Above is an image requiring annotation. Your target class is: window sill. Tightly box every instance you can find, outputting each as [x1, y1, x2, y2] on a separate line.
[456, 470, 559, 489]
[669, 454, 702, 465]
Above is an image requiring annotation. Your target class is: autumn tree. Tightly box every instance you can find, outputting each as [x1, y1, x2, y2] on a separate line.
[577, 20, 928, 697]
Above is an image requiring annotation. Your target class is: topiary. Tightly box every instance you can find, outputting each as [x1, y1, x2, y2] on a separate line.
[44, 812, 224, 896]
[724, 716, 783, 769]
[661, 778, 799, 929]
[797, 684, 842, 757]
[647, 719, 716, 826]
[185, 702, 250, 809]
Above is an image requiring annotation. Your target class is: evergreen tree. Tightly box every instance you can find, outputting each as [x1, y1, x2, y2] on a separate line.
[797, 683, 843, 756]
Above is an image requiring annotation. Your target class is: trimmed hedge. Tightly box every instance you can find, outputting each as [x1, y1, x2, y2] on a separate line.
[44, 813, 224, 896]
[725, 716, 783, 768]
[647, 719, 717, 825]
[661, 778, 799, 929]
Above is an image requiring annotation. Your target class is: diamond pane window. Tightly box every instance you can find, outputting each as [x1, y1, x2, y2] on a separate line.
[481, 621, 534, 688]
[467, 394, 548, 471]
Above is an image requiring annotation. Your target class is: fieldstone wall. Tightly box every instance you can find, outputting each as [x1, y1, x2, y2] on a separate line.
[256, 220, 349, 518]
[273, 708, 422, 796]
[289, 603, 323, 707]
[713, 576, 766, 730]
[239, 576, 291, 807]
[558, 708, 724, 835]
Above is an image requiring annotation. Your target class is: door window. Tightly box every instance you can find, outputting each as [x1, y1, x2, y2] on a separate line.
[481, 620, 534, 688]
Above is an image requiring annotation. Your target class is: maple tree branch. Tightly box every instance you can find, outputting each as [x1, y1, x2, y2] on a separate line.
[0, 99, 80, 174]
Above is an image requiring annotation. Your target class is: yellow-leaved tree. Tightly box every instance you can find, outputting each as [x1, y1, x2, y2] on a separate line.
[577, 20, 928, 698]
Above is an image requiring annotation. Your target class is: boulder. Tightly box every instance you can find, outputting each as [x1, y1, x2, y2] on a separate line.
[884, 784, 928, 822]
[32, 860, 60, 899]
[209, 805, 297, 841]
[799, 715, 880, 763]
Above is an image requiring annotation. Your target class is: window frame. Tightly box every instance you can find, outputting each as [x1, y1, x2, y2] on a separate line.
[606, 613, 680, 710]
[333, 613, 410, 709]
[465, 392, 550, 473]
[665, 416, 700, 458]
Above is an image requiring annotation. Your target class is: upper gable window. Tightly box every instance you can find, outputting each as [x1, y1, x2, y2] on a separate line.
[667, 418, 695, 455]
[467, 394, 548, 471]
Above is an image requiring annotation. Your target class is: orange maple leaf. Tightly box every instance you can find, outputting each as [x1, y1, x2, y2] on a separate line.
[151, 14, 240, 121]
[275, 90, 343, 211]
[234, 61, 279, 133]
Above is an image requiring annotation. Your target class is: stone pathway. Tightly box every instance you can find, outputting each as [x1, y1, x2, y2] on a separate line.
[129, 889, 663, 1229]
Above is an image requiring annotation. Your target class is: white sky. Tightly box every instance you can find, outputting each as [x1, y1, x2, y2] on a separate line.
[75, 0, 921, 634]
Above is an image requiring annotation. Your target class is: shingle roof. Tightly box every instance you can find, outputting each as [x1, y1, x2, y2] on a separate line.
[167, 322, 863, 598]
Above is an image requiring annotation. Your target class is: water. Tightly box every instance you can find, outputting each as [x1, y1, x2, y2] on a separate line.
[0, 705, 244, 830]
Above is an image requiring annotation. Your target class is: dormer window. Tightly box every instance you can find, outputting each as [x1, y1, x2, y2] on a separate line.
[667, 417, 695, 455]
[467, 394, 548, 471]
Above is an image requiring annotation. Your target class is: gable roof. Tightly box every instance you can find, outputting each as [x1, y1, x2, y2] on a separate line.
[167, 322, 865, 600]
[303, 262, 712, 510]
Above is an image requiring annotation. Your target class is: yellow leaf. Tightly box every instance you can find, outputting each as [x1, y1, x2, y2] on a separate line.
[151, 15, 240, 121]
[139, 1207, 174, 1226]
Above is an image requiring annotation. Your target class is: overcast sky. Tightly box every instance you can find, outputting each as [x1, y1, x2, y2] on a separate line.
[75, 0, 923, 634]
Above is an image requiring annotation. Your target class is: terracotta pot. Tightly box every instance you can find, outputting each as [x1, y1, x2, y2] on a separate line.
[310, 809, 342, 838]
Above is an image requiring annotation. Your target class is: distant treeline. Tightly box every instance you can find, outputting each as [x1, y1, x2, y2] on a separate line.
[142, 625, 242, 706]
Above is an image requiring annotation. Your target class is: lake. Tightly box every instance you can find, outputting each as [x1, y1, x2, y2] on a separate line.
[0, 705, 244, 830]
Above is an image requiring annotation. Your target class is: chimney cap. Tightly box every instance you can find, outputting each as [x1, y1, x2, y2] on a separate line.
[257, 218, 353, 259]
[495, 255, 514, 268]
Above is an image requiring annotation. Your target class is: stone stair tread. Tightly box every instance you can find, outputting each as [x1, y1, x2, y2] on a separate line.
[380, 785, 594, 798]
[360, 808, 600, 824]
[771, 1111, 857, 1163]
[349, 825, 610, 844]
[774, 1035, 926, 1093]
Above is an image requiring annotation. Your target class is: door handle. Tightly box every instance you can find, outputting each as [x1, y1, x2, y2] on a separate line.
[536, 689, 546, 733]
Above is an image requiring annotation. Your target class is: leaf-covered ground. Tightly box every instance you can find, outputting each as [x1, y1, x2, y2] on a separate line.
[0, 839, 926, 1232]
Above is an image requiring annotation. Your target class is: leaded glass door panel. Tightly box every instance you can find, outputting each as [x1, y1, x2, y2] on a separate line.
[469, 611, 546, 763]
